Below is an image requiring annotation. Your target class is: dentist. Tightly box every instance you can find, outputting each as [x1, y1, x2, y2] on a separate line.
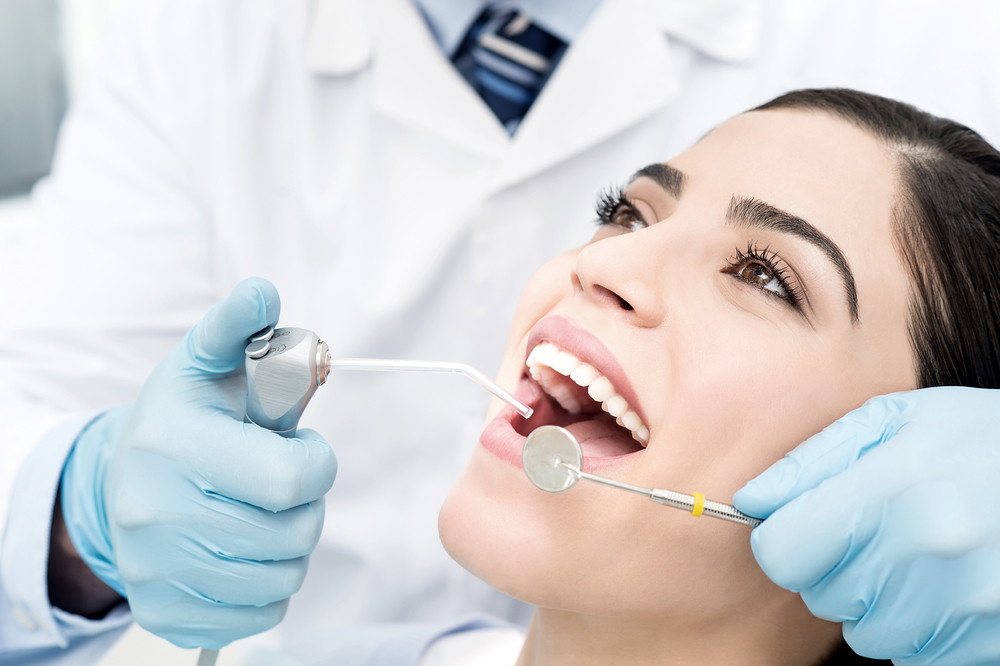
[1, 1, 1000, 664]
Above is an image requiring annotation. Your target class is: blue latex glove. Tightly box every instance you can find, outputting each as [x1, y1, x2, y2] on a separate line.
[59, 278, 337, 648]
[733, 388, 1000, 665]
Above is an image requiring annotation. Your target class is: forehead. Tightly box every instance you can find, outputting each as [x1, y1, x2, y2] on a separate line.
[671, 109, 906, 317]
[672, 109, 898, 243]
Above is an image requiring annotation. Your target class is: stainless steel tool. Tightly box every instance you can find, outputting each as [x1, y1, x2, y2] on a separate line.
[198, 324, 532, 666]
[522, 425, 762, 528]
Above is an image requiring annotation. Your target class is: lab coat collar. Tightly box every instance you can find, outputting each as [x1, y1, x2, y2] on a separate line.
[307, 0, 512, 156]
[304, 0, 762, 181]
[491, 0, 761, 189]
[654, 0, 762, 65]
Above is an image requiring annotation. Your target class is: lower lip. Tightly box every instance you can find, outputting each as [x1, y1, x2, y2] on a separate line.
[478, 376, 644, 473]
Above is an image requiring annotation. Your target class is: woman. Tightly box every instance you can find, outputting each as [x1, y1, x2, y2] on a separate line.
[430, 89, 1000, 665]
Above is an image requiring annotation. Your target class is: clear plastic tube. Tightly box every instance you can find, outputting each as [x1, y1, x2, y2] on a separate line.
[327, 358, 533, 419]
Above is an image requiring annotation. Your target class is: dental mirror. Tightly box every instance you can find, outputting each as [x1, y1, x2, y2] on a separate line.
[521, 426, 763, 527]
[522, 425, 582, 493]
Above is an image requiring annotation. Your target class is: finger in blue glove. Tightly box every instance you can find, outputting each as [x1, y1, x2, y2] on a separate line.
[61, 277, 338, 649]
[732, 388, 1000, 664]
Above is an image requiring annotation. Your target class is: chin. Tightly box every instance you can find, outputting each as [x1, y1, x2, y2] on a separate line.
[438, 446, 561, 607]
[438, 448, 615, 611]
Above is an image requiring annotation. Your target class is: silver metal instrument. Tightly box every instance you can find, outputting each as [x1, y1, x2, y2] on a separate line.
[198, 324, 532, 666]
[244, 326, 329, 435]
[243, 326, 532, 434]
[196, 649, 219, 666]
[522, 426, 762, 528]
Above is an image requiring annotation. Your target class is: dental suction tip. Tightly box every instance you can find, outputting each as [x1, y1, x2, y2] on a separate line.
[522, 426, 582, 493]
[323, 358, 532, 418]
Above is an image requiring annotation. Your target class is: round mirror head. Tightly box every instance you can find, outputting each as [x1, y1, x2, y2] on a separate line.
[522, 426, 582, 494]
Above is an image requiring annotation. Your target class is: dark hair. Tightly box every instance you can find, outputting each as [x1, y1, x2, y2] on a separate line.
[752, 89, 1000, 665]
[754, 89, 1000, 390]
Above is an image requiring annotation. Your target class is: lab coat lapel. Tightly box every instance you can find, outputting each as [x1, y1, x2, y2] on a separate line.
[306, 0, 510, 158]
[491, 0, 762, 191]
[370, 0, 511, 158]
[652, 0, 761, 64]
[304, 0, 761, 184]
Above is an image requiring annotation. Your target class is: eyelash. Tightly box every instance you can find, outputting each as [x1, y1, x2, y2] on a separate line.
[725, 242, 803, 309]
[594, 186, 803, 311]
[595, 185, 646, 231]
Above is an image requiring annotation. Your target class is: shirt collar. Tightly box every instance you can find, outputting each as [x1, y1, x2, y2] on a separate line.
[414, 0, 486, 55]
[414, 0, 606, 55]
[304, 0, 761, 76]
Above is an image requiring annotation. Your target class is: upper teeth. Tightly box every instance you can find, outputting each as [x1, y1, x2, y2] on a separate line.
[526, 341, 650, 446]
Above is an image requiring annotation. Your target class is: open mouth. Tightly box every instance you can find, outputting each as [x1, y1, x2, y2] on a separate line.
[523, 341, 649, 447]
[479, 329, 650, 472]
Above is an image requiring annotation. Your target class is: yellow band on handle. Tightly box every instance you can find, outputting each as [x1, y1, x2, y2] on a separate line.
[691, 492, 705, 517]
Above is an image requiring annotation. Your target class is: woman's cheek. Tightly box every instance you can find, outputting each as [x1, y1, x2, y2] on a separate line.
[664, 327, 810, 489]
[505, 250, 580, 347]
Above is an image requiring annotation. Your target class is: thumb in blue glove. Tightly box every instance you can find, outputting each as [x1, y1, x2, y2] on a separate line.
[733, 387, 1000, 665]
[59, 277, 338, 649]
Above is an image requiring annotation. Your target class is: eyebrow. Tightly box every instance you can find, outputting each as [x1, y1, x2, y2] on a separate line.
[630, 163, 686, 198]
[726, 196, 859, 323]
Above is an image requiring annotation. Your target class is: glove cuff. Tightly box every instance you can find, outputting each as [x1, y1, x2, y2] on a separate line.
[60, 404, 130, 597]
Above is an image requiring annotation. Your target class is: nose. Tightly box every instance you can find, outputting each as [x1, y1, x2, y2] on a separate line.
[571, 230, 664, 327]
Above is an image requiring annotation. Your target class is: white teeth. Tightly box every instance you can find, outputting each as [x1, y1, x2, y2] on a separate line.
[535, 366, 582, 414]
[526, 345, 541, 366]
[547, 384, 582, 414]
[570, 364, 597, 386]
[551, 351, 579, 375]
[621, 410, 642, 431]
[534, 342, 559, 365]
[525, 340, 650, 446]
[605, 395, 628, 418]
[587, 376, 614, 403]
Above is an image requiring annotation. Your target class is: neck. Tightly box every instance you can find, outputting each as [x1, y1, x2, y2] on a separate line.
[515, 596, 840, 666]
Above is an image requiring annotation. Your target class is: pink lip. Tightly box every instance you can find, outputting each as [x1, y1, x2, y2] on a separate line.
[478, 315, 647, 473]
[478, 377, 543, 470]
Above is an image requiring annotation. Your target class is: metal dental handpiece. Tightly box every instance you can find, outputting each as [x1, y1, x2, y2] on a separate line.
[521, 426, 762, 528]
[243, 326, 330, 435]
[242, 327, 533, 432]
[197, 325, 532, 666]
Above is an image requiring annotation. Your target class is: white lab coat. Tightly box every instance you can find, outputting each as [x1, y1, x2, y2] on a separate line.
[2, 0, 1000, 661]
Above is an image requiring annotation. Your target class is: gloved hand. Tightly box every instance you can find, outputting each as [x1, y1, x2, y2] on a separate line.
[59, 278, 337, 648]
[733, 387, 1000, 665]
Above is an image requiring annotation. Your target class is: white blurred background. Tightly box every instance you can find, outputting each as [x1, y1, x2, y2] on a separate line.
[0, 1, 238, 663]
[0, 0, 125, 251]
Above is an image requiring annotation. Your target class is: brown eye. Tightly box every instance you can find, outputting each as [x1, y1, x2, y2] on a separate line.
[610, 205, 646, 232]
[595, 186, 649, 232]
[735, 261, 787, 298]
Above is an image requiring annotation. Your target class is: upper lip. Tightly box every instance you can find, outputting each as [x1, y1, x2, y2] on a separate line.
[524, 315, 648, 430]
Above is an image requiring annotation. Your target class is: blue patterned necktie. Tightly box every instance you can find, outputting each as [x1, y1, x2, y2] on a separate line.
[451, 5, 568, 135]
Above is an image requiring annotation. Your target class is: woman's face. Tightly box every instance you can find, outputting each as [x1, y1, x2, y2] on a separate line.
[439, 110, 917, 624]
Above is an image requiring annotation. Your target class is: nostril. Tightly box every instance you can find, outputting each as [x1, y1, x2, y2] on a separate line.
[591, 284, 635, 312]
